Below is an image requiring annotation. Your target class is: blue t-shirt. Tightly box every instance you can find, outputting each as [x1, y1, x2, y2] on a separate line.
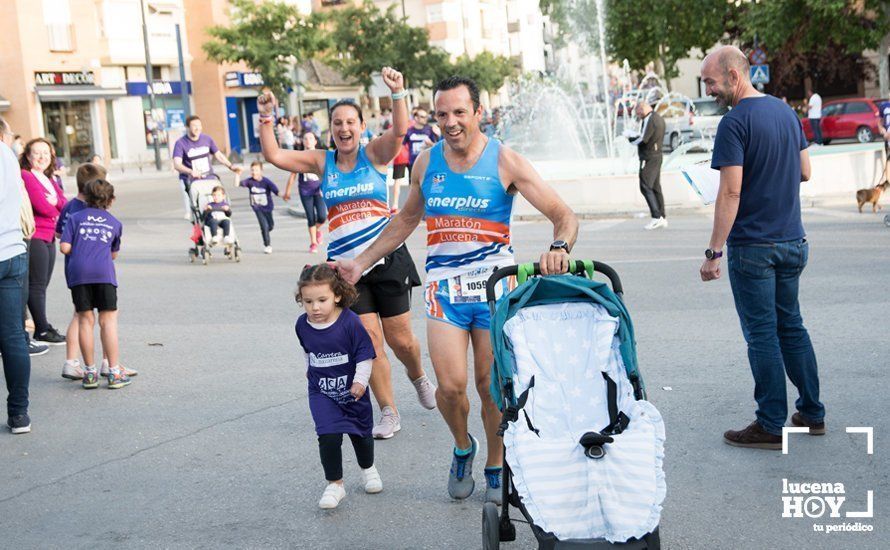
[239, 176, 279, 212]
[711, 95, 808, 245]
[60, 208, 122, 288]
[56, 197, 86, 236]
[295, 309, 376, 437]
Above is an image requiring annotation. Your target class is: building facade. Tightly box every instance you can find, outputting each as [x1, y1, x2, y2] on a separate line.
[0, 0, 194, 167]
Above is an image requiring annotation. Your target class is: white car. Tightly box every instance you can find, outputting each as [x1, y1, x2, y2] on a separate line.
[662, 98, 728, 151]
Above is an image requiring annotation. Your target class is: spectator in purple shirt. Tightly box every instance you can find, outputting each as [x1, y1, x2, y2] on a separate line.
[59, 179, 131, 390]
[172, 116, 242, 221]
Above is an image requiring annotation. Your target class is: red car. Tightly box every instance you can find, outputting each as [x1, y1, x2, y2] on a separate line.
[801, 98, 885, 144]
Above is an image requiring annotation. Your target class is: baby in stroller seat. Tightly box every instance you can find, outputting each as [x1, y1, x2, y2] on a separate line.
[203, 186, 234, 246]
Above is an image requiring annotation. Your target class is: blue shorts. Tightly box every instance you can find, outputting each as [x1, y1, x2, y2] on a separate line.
[424, 275, 515, 331]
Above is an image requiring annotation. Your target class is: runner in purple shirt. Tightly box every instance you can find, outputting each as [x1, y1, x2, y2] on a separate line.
[403, 108, 438, 169]
[238, 161, 281, 253]
[283, 132, 327, 253]
[294, 264, 382, 509]
[172, 115, 242, 220]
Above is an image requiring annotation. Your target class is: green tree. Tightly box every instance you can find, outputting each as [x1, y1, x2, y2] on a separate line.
[540, 0, 729, 88]
[203, 0, 329, 97]
[737, 0, 890, 95]
[450, 52, 518, 93]
[326, 1, 449, 89]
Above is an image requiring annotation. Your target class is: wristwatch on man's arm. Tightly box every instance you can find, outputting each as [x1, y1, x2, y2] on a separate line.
[550, 240, 571, 254]
[705, 248, 723, 260]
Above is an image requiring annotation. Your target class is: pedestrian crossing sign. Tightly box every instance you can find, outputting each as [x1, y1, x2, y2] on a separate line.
[750, 65, 770, 84]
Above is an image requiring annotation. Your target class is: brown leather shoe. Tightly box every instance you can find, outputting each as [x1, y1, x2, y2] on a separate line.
[723, 421, 782, 450]
[791, 412, 825, 435]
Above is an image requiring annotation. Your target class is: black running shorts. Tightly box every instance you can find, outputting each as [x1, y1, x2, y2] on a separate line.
[71, 284, 118, 312]
[350, 245, 421, 318]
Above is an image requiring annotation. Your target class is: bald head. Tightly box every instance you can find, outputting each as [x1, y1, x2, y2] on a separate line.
[705, 46, 750, 80]
[701, 45, 756, 108]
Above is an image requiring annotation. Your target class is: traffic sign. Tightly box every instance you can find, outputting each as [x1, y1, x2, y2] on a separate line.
[749, 47, 768, 65]
[751, 65, 770, 84]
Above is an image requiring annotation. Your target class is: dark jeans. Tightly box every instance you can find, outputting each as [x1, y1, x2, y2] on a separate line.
[254, 210, 275, 247]
[318, 433, 374, 481]
[639, 156, 665, 219]
[27, 238, 55, 334]
[727, 239, 824, 435]
[300, 194, 327, 227]
[205, 217, 231, 238]
[811, 118, 822, 145]
[0, 253, 31, 417]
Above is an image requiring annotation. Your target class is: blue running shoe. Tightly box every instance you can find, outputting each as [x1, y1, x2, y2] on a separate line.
[484, 467, 503, 505]
[448, 434, 478, 499]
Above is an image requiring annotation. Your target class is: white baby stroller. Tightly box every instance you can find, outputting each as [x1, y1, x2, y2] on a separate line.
[185, 175, 242, 265]
[485, 260, 665, 549]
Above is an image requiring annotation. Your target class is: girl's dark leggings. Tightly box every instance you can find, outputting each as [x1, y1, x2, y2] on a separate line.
[318, 433, 374, 481]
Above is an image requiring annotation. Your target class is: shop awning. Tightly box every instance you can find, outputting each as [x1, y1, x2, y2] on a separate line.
[0, 95, 9, 111]
[35, 86, 127, 101]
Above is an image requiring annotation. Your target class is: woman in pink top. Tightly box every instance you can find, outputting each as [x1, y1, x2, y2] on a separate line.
[21, 138, 67, 344]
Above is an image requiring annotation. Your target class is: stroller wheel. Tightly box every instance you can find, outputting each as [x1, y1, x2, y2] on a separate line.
[482, 502, 500, 550]
[234, 247, 242, 263]
[884, 214, 890, 227]
[188, 250, 196, 263]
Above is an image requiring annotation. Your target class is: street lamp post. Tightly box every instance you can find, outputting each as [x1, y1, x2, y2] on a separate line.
[140, 0, 162, 170]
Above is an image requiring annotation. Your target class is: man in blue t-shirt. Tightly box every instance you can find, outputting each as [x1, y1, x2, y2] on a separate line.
[699, 46, 825, 451]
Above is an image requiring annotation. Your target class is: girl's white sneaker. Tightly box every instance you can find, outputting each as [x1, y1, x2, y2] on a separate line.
[361, 466, 383, 494]
[318, 482, 346, 509]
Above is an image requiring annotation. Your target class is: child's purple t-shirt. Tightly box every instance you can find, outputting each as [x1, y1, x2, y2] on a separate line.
[239, 176, 279, 212]
[60, 207, 122, 288]
[295, 309, 376, 436]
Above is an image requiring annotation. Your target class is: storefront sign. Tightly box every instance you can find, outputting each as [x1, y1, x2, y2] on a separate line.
[126, 81, 192, 96]
[35, 71, 95, 86]
[224, 71, 265, 88]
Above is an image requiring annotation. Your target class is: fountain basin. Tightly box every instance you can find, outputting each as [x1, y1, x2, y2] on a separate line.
[519, 143, 886, 217]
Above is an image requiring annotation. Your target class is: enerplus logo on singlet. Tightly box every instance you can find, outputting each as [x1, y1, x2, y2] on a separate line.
[324, 182, 375, 201]
[427, 196, 491, 211]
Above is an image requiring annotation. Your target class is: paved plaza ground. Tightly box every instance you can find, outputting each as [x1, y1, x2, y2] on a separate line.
[1, 168, 887, 549]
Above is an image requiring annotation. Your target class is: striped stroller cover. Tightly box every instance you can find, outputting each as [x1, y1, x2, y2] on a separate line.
[490, 275, 666, 543]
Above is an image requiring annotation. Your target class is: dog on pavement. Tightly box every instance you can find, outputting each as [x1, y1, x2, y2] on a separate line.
[856, 180, 889, 213]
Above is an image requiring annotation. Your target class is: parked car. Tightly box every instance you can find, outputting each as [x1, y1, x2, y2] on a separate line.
[661, 97, 727, 151]
[801, 98, 885, 144]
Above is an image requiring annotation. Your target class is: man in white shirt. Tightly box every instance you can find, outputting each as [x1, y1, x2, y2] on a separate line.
[807, 90, 823, 145]
[0, 116, 32, 434]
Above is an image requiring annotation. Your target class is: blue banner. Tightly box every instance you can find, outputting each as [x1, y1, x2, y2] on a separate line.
[126, 81, 192, 96]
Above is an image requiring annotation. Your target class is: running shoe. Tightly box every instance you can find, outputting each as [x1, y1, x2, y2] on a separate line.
[484, 467, 503, 505]
[264, 246, 273, 254]
[34, 327, 65, 345]
[412, 375, 437, 410]
[107, 366, 132, 389]
[309, 244, 318, 254]
[372, 406, 401, 439]
[7, 414, 31, 434]
[62, 359, 83, 380]
[362, 466, 383, 494]
[29, 340, 49, 356]
[100, 359, 138, 378]
[448, 434, 478, 499]
[318, 482, 346, 509]
[82, 366, 100, 389]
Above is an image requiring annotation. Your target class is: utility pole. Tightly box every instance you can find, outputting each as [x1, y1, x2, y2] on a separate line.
[140, 0, 162, 170]
[175, 23, 191, 119]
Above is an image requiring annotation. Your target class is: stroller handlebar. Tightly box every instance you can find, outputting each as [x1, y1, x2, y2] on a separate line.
[486, 260, 624, 303]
